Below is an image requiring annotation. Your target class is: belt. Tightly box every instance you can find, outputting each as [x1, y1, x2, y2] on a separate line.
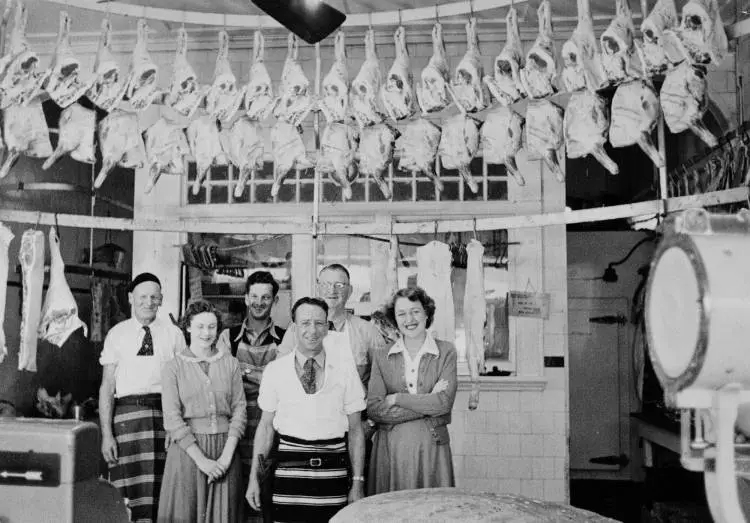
[116, 394, 162, 409]
[276, 455, 349, 469]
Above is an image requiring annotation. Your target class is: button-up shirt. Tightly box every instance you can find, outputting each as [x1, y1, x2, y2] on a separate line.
[387, 335, 441, 394]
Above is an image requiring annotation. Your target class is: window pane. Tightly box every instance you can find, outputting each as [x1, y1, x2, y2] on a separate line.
[316, 230, 510, 370]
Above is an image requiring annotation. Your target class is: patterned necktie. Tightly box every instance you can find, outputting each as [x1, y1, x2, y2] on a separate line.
[302, 358, 317, 394]
[328, 321, 335, 332]
[137, 325, 154, 356]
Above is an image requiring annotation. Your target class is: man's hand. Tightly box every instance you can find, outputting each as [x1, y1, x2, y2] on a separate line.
[362, 419, 376, 440]
[348, 481, 365, 504]
[164, 433, 171, 451]
[101, 433, 118, 466]
[431, 379, 449, 394]
[384, 393, 398, 408]
[246, 475, 262, 511]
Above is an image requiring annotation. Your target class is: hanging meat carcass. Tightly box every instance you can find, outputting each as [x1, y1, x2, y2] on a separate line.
[43, 11, 93, 108]
[0, 223, 13, 364]
[640, 0, 680, 77]
[564, 90, 619, 174]
[318, 122, 359, 200]
[205, 30, 243, 123]
[677, 0, 728, 65]
[526, 100, 565, 182]
[86, 18, 127, 112]
[519, 0, 557, 99]
[274, 33, 314, 127]
[398, 118, 443, 192]
[452, 18, 489, 113]
[416, 240, 455, 343]
[481, 106, 525, 185]
[187, 115, 228, 195]
[145, 117, 191, 193]
[0, 2, 45, 108]
[561, 0, 609, 93]
[350, 28, 384, 128]
[380, 26, 416, 121]
[359, 123, 400, 199]
[94, 110, 146, 189]
[270, 120, 313, 198]
[483, 7, 525, 106]
[165, 26, 204, 120]
[124, 19, 160, 112]
[320, 31, 349, 123]
[439, 114, 481, 193]
[18, 229, 44, 372]
[38, 227, 87, 348]
[600, 0, 638, 86]
[42, 103, 96, 170]
[244, 30, 275, 121]
[610, 80, 664, 167]
[660, 61, 717, 147]
[416, 22, 455, 114]
[464, 239, 485, 410]
[0, 98, 53, 179]
[220, 115, 265, 198]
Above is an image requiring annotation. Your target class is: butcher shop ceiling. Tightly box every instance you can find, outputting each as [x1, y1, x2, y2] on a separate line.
[23, 0, 745, 38]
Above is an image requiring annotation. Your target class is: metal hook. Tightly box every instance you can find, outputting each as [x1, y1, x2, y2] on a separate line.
[472, 218, 478, 240]
[368, 11, 373, 30]
[434, 221, 439, 239]
[469, 0, 474, 17]
[34, 211, 42, 230]
[398, 9, 402, 27]
[435, 4, 439, 21]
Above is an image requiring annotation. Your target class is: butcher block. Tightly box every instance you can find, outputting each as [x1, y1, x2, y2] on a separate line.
[331, 488, 619, 523]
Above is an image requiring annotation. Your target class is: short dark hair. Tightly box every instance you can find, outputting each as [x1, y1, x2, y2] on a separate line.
[319, 263, 350, 282]
[291, 297, 329, 322]
[179, 299, 223, 345]
[245, 270, 279, 297]
[129, 272, 161, 293]
[385, 286, 437, 328]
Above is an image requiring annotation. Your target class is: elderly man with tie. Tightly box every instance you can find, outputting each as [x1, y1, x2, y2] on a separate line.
[246, 297, 366, 523]
[98, 272, 186, 523]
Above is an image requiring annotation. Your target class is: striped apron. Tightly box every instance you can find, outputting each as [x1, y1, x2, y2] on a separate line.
[272, 434, 350, 523]
[109, 394, 166, 523]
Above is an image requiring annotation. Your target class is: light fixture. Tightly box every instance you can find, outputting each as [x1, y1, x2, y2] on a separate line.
[251, 0, 346, 44]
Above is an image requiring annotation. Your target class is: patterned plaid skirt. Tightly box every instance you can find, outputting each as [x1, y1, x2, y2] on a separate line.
[109, 397, 166, 523]
[272, 434, 350, 523]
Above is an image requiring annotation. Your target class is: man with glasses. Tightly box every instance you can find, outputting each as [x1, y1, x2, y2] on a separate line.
[278, 264, 385, 390]
[98, 272, 186, 523]
[216, 270, 286, 522]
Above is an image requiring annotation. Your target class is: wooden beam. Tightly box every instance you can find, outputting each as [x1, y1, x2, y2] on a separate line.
[42, 0, 522, 28]
[1, 188, 747, 235]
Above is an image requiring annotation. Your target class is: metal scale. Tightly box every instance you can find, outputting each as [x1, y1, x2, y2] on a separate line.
[0, 418, 130, 522]
[645, 208, 750, 522]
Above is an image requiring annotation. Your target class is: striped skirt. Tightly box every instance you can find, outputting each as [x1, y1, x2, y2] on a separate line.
[272, 434, 350, 523]
[109, 401, 166, 523]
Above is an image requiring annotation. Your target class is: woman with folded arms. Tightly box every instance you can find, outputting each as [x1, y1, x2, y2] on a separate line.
[367, 286, 458, 494]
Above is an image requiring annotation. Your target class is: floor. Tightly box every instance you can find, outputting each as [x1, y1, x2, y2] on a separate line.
[570, 472, 713, 522]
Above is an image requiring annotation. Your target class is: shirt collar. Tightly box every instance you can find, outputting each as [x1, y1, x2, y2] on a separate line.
[294, 348, 326, 368]
[177, 348, 225, 363]
[387, 333, 439, 357]
[328, 311, 351, 333]
[233, 318, 279, 342]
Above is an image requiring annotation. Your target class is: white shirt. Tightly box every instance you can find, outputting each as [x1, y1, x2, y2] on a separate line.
[258, 347, 365, 440]
[99, 317, 186, 397]
[388, 334, 440, 394]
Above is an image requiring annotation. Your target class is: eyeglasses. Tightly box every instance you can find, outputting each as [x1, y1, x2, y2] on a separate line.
[317, 281, 348, 291]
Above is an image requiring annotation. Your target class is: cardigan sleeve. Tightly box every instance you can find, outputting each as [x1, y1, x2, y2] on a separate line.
[160, 360, 197, 450]
[366, 350, 424, 424]
[227, 358, 247, 440]
[393, 345, 458, 417]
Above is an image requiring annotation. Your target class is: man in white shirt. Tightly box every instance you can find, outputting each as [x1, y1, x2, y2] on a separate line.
[246, 297, 366, 523]
[98, 272, 186, 523]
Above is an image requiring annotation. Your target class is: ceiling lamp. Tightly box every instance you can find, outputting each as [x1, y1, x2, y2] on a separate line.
[251, 0, 346, 44]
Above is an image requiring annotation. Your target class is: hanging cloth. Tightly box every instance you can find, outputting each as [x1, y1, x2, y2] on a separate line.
[463, 239, 486, 410]
[38, 227, 88, 348]
[416, 240, 455, 343]
[0, 222, 14, 364]
[18, 229, 45, 372]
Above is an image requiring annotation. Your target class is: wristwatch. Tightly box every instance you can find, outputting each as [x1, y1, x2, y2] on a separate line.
[352, 475, 365, 482]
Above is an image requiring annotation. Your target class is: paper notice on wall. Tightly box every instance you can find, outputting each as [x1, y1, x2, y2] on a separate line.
[507, 291, 550, 319]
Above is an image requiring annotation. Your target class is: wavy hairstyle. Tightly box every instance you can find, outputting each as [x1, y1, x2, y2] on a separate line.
[179, 299, 223, 346]
[385, 286, 437, 329]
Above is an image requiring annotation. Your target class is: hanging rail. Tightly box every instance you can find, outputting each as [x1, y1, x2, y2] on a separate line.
[43, 0, 521, 28]
[1, 188, 747, 236]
